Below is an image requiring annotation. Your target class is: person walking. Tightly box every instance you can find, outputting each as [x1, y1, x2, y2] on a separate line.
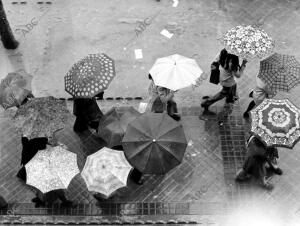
[32, 189, 73, 208]
[243, 76, 274, 118]
[235, 135, 283, 190]
[73, 97, 103, 133]
[201, 49, 247, 113]
[146, 74, 181, 121]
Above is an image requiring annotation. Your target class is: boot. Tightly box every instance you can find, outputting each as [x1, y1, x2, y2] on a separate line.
[235, 169, 251, 181]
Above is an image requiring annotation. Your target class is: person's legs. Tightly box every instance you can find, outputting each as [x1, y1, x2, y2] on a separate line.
[73, 117, 88, 132]
[243, 100, 256, 118]
[130, 168, 144, 185]
[167, 100, 181, 121]
[225, 84, 236, 104]
[201, 86, 229, 111]
[268, 148, 283, 175]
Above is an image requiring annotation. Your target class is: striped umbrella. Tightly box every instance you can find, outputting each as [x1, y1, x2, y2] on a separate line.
[250, 98, 300, 148]
[64, 53, 115, 98]
[81, 147, 132, 198]
[258, 53, 300, 93]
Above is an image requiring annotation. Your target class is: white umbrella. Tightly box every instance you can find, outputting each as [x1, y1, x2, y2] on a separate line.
[25, 145, 79, 193]
[149, 54, 203, 91]
[81, 147, 133, 198]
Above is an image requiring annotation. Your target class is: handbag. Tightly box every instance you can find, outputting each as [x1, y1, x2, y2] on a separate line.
[209, 61, 220, 85]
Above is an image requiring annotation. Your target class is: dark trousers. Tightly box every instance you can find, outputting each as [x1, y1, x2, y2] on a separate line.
[73, 117, 99, 132]
[130, 168, 143, 184]
[167, 100, 178, 115]
[202, 84, 237, 107]
[244, 100, 256, 114]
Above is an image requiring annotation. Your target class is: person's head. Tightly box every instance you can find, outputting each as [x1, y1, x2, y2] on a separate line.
[224, 54, 240, 72]
[219, 48, 228, 67]
[148, 73, 153, 80]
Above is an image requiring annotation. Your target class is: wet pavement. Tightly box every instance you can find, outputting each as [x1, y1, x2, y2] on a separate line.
[1, 0, 300, 225]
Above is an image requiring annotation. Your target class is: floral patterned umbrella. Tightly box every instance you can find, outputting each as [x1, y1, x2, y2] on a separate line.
[0, 70, 33, 109]
[250, 98, 300, 148]
[81, 147, 132, 198]
[64, 53, 115, 98]
[13, 96, 71, 139]
[257, 53, 300, 93]
[25, 145, 79, 193]
[221, 25, 275, 59]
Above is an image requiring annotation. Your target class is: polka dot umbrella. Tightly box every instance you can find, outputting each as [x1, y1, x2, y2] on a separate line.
[64, 53, 115, 98]
[250, 98, 300, 149]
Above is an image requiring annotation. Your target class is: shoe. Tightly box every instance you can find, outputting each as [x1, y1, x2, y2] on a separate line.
[235, 169, 251, 181]
[170, 114, 181, 121]
[201, 103, 209, 111]
[262, 181, 274, 190]
[243, 112, 250, 118]
[272, 167, 283, 175]
[31, 197, 40, 203]
[202, 96, 210, 100]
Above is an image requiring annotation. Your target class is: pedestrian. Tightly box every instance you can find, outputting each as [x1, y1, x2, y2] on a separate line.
[73, 97, 103, 133]
[147, 74, 181, 121]
[16, 136, 48, 182]
[201, 49, 247, 113]
[32, 189, 73, 208]
[243, 76, 274, 118]
[235, 135, 283, 190]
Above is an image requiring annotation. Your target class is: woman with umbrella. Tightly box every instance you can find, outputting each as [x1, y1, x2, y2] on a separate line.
[147, 74, 181, 121]
[243, 76, 273, 118]
[201, 49, 247, 112]
[235, 135, 282, 190]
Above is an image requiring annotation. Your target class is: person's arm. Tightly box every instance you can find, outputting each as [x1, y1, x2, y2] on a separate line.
[234, 59, 247, 78]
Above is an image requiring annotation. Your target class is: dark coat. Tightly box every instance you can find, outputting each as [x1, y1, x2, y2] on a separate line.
[73, 98, 103, 122]
[16, 137, 48, 182]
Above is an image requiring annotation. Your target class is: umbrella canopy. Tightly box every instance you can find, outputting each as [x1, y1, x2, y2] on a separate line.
[64, 53, 115, 98]
[221, 25, 275, 59]
[149, 54, 203, 91]
[13, 96, 71, 139]
[250, 98, 300, 148]
[257, 53, 300, 93]
[81, 147, 132, 198]
[25, 145, 79, 193]
[122, 113, 187, 175]
[0, 70, 33, 109]
[98, 106, 141, 148]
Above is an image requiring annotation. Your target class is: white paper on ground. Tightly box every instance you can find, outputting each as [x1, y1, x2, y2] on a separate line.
[138, 102, 148, 113]
[172, 0, 179, 7]
[160, 29, 174, 39]
[134, 49, 143, 59]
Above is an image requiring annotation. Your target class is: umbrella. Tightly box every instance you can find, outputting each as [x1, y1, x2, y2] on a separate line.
[122, 113, 187, 175]
[257, 53, 300, 93]
[0, 69, 33, 109]
[149, 54, 203, 91]
[98, 106, 141, 148]
[25, 145, 79, 193]
[250, 98, 300, 148]
[81, 147, 132, 198]
[221, 25, 275, 59]
[64, 53, 115, 98]
[13, 96, 71, 139]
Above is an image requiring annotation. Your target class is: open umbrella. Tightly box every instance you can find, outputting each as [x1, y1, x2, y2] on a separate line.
[13, 96, 71, 139]
[64, 53, 115, 98]
[98, 106, 141, 148]
[81, 147, 132, 198]
[221, 25, 275, 59]
[122, 113, 187, 175]
[257, 53, 300, 93]
[25, 145, 79, 193]
[250, 98, 300, 148]
[149, 54, 203, 91]
[0, 69, 33, 109]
